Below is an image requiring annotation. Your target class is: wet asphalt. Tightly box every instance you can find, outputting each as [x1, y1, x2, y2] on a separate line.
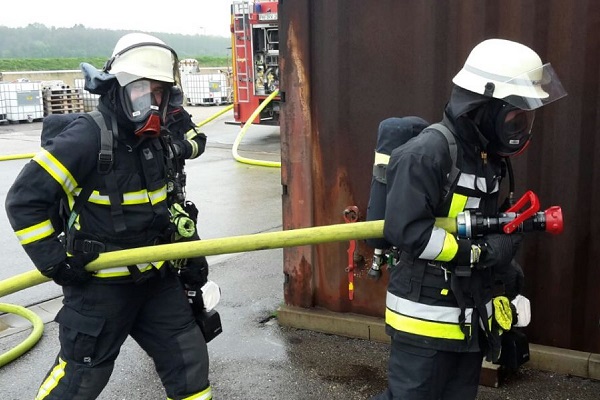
[1, 105, 599, 399]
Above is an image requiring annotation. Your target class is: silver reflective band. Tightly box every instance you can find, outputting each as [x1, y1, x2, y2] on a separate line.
[419, 226, 448, 260]
[386, 291, 474, 324]
[463, 64, 538, 87]
[458, 172, 499, 193]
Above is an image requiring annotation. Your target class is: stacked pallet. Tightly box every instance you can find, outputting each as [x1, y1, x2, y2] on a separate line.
[43, 85, 84, 116]
[73, 78, 100, 112]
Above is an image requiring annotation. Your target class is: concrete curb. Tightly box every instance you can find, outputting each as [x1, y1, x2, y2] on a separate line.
[278, 304, 600, 382]
[4, 300, 599, 383]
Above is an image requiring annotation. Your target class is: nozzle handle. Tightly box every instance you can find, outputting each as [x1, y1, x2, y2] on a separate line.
[504, 191, 540, 234]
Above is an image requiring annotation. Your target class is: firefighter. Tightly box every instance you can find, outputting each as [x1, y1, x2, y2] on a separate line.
[374, 38, 567, 399]
[5, 33, 212, 399]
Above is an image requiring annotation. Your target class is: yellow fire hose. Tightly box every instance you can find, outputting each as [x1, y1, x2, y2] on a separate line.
[0, 217, 458, 367]
[191, 104, 234, 130]
[0, 303, 44, 367]
[232, 89, 281, 168]
[0, 153, 37, 162]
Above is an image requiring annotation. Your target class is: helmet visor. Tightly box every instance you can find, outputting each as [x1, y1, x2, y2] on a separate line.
[502, 63, 567, 110]
[122, 79, 170, 123]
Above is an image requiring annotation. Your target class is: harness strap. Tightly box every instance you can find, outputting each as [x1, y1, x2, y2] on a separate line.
[127, 265, 157, 284]
[429, 122, 460, 200]
[65, 111, 108, 231]
[471, 272, 502, 362]
[90, 110, 114, 174]
[104, 114, 127, 232]
[450, 272, 472, 342]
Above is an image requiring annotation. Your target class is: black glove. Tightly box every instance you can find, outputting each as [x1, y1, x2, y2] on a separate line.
[478, 233, 523, 268]
[171, 133, 207, 160]
[41, 253, 99, 286]
[494, 259, 525, 299]
[178, 256, 209, 287]
[185, 133, 207, 159]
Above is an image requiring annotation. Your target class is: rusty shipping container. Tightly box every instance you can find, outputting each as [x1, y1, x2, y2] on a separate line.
[278, 0, 600, 354]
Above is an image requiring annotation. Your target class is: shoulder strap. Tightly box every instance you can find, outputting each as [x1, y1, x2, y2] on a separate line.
[90, 111, 126, 232]
[65, 113, 104, 229]
[429, 123, 460, 199]
[88, 110, 114, 174]
[67, 111, 126, 233]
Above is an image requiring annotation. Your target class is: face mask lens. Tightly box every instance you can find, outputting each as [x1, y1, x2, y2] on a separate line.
[504, 109, 534, 137]
[123, 79, 167, 121]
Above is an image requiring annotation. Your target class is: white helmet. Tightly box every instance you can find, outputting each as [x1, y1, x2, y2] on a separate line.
[104, 33, 178, 86]
[452, 38, 566, 110]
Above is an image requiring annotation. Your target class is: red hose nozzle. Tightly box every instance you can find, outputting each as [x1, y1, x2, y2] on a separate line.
[544, 206, 563, 235]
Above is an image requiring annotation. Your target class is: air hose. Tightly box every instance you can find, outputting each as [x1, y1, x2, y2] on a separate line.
[231, 89, 281, 168]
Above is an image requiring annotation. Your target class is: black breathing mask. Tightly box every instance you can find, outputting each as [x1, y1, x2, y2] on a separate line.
[119, 79, 172, 137]
[479, 101, 536, 157]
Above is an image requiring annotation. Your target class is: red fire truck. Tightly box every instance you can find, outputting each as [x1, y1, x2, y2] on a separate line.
[230, 1, 280, 125]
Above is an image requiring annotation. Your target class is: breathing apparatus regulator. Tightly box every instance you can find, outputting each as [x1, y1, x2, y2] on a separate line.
[452, 38, 567, 157]
[104, 32, 181, 137]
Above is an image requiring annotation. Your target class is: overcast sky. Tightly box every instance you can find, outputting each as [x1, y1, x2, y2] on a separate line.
[0, 0, 232, 37]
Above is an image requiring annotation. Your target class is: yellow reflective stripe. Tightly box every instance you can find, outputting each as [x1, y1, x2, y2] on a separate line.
[88, 190, 151, 206]
[148, 185, 167, 205]
[123, 190, 150, 205]
[420, 227, 458, 262]
[33, 149, 78, 195]
[87, 191, 111, 205]
[16, 219, 55, 245]
[448, 193, 468, 218]
[385, 307, 468, 340]
[435, 231, 458, 262]
[386, 291, 494, 340]
[187, 138, 199, 158]
[186, 129, 198, 140]
[419, 226, 446, 259]
[387, 291, 472, 323]
[168, 385, 212, 400]
[35, 357, 67, 400]
[95, 263, 154, 278]
[148, 261, 166, 269]
[94, 261, 164, 278]
[373, 151, 390, 166]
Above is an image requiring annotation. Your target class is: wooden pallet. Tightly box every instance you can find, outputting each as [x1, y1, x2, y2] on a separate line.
[43, 87, 85, 115]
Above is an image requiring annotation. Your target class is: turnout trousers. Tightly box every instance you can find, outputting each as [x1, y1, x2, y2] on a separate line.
[373, 338, 483, 400]
[35, 268, 211, 400]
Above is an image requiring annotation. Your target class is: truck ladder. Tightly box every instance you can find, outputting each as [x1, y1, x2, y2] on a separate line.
[232, 1, 251, 103]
